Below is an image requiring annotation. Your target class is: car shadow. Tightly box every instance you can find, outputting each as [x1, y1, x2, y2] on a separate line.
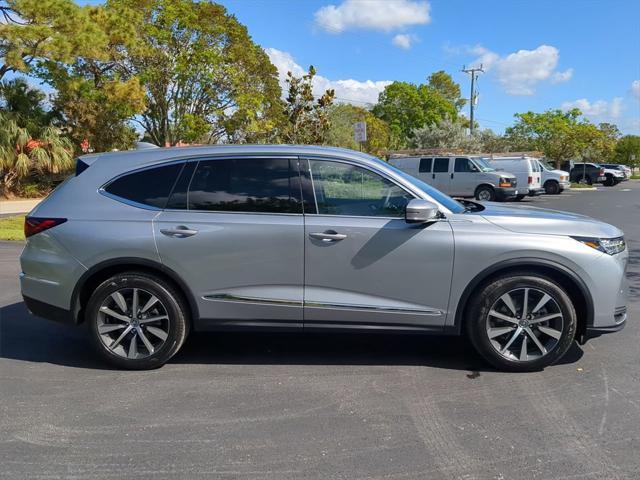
[0, 301, 584, 374]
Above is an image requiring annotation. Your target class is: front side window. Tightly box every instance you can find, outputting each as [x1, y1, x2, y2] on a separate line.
[308, 160, 413, 217]
[433, 157, 450, 173]
[187, 158, 301, 213]
[104, 162, 183, 209]
[454, 158, 478, 173]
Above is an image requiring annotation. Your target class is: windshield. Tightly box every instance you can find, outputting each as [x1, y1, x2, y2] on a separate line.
[539, 159, 554, 171]
[473, 158, 495, 172]
[378, 159, 466, 213]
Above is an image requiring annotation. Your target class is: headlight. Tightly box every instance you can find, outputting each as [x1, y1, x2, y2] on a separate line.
[572, 236, 626, 255]
[498, 177, 513, 187]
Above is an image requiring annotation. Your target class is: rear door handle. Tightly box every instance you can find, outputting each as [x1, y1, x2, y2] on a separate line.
[160, 226, 198, 238]
[309, 231, 347, 242]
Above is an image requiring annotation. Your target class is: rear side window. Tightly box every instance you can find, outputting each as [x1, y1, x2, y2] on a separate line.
[187, 158, 301, 213]
[104, 163, 183, 209]
[419, 158, 432, 173]
[433, 157, 449, 173]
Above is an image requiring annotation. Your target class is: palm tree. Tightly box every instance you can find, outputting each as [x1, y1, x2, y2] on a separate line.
[0, 113, 74, 195]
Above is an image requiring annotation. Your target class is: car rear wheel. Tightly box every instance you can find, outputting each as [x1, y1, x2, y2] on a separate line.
[475, 185, 495, 201]
[466, 274, 577, 372]
[544, 180, 560, 195]
[86, 272, 189, 370]
[577, 174, 592, 185]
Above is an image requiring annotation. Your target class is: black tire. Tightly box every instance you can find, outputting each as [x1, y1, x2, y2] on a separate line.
[465, 273, 577, 372]
[577, 174, 592, 185]
[474, 185, 495, 201]
[604, 174, 615, 187]
[544, 180, 560, 195]
[86, 272, 189, 370]
[514, 194, 525, 201]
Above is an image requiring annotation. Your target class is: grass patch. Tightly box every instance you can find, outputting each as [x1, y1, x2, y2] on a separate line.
[630, 174, 640, 180]
[0, 215, 25, 241]
[570, 182, 596, 189]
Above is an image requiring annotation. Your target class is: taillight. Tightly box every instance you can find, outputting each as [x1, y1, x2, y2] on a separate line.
[24, 217, 67, 238]
[600, 168, 605, 176]
[528, 176, 533, 184]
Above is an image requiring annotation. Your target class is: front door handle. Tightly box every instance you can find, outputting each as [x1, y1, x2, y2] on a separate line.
[160, 226, 198, 238]
[309, 231, 347, 242]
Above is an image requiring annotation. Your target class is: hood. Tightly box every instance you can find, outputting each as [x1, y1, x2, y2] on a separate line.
[476, 203, 623, 238]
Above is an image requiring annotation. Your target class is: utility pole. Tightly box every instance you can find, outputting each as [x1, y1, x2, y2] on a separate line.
[462, 64, 484, 134]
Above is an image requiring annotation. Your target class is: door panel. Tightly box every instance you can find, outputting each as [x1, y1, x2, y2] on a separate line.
[450, 157, 480, 196]
[154, 157, 304, 328]
[431, 157, 451, 194]
[303, 159, 455, 329]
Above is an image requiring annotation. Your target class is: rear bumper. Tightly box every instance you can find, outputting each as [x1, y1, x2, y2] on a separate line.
[527, 187, 545, 196]
[23, 295, 75, 325]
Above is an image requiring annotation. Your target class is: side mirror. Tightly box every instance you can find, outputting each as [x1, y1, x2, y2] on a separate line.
[405, 199, 439, 223]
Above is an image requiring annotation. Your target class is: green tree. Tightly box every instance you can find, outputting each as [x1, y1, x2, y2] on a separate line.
[505, 109, 595, 168]
[372, 81, 457, 147]
[409, 118, 480, 151]
[0, 112, 73, 195]
[114, 0, 284, 146]
[615, 135, 640, 167]
[426, 70, 466, 111]
[0, 0, 108, 80]
[283, 65, 335, 144]
[325, 104, 390, 156]
[0, 77, 57, 134]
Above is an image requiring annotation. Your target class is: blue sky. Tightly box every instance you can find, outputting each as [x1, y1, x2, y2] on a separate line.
[217, 0, 640, 134]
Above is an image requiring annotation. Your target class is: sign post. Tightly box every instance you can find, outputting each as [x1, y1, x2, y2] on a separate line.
[354, 121, 367, 151]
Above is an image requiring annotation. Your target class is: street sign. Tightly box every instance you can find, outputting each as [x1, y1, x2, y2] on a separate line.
[354, 121, 367, 143]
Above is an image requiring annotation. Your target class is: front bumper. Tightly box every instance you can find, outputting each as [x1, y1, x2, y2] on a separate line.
[582, 307, 627, 343]
[559, 181, 571, 191]
[495, 186, 519, 200]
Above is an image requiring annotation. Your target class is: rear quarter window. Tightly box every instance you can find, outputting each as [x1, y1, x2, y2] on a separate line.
[104, 162, 184, 209]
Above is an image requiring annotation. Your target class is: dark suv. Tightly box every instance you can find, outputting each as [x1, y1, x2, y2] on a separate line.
[564, 161, 606, 185]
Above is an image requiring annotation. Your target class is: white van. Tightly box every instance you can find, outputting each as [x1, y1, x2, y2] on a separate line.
[537, 159, 570, 194]
[484, 156, 544, 199]
[388, 155, 518, 201]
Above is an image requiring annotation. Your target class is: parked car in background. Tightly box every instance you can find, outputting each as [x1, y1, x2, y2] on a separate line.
[388, 155, 518, 201]
[19, 145, 629, 372]
[483, 156, 544, 200]
[601, 164, 630, 181]
[564, 162, 607, 185]
[537, 159, 570, 194]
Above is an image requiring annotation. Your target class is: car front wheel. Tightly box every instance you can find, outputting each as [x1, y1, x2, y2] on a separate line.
[475, 185, 495, 201]
[544, 180, 560, 195]
[466, 274, 577, 372]
[86, 272, 189, 370]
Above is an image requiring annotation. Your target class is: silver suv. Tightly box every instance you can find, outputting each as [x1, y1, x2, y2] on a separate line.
[20, 145, 628, 371]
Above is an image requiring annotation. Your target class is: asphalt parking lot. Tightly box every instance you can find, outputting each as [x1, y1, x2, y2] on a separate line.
[1, 182, 639, 480]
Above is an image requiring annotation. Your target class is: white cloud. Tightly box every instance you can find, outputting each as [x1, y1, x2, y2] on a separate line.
[551, 68, 574, 84]
[496, 45, 560, 95]
[265, 48, 391, 105]
[561, 97, 624, 120]
[455, 44, 572, 96]
[314, 0, 430, 33]
[632, 80, 640, 100]
[392, 33, 415, 50]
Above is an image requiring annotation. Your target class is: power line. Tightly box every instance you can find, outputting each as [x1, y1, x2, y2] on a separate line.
[461, 64, 484, 134]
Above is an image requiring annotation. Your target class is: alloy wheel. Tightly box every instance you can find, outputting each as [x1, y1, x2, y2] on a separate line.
[96, 288, 170, 359]
[485, 287, 564, 362]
